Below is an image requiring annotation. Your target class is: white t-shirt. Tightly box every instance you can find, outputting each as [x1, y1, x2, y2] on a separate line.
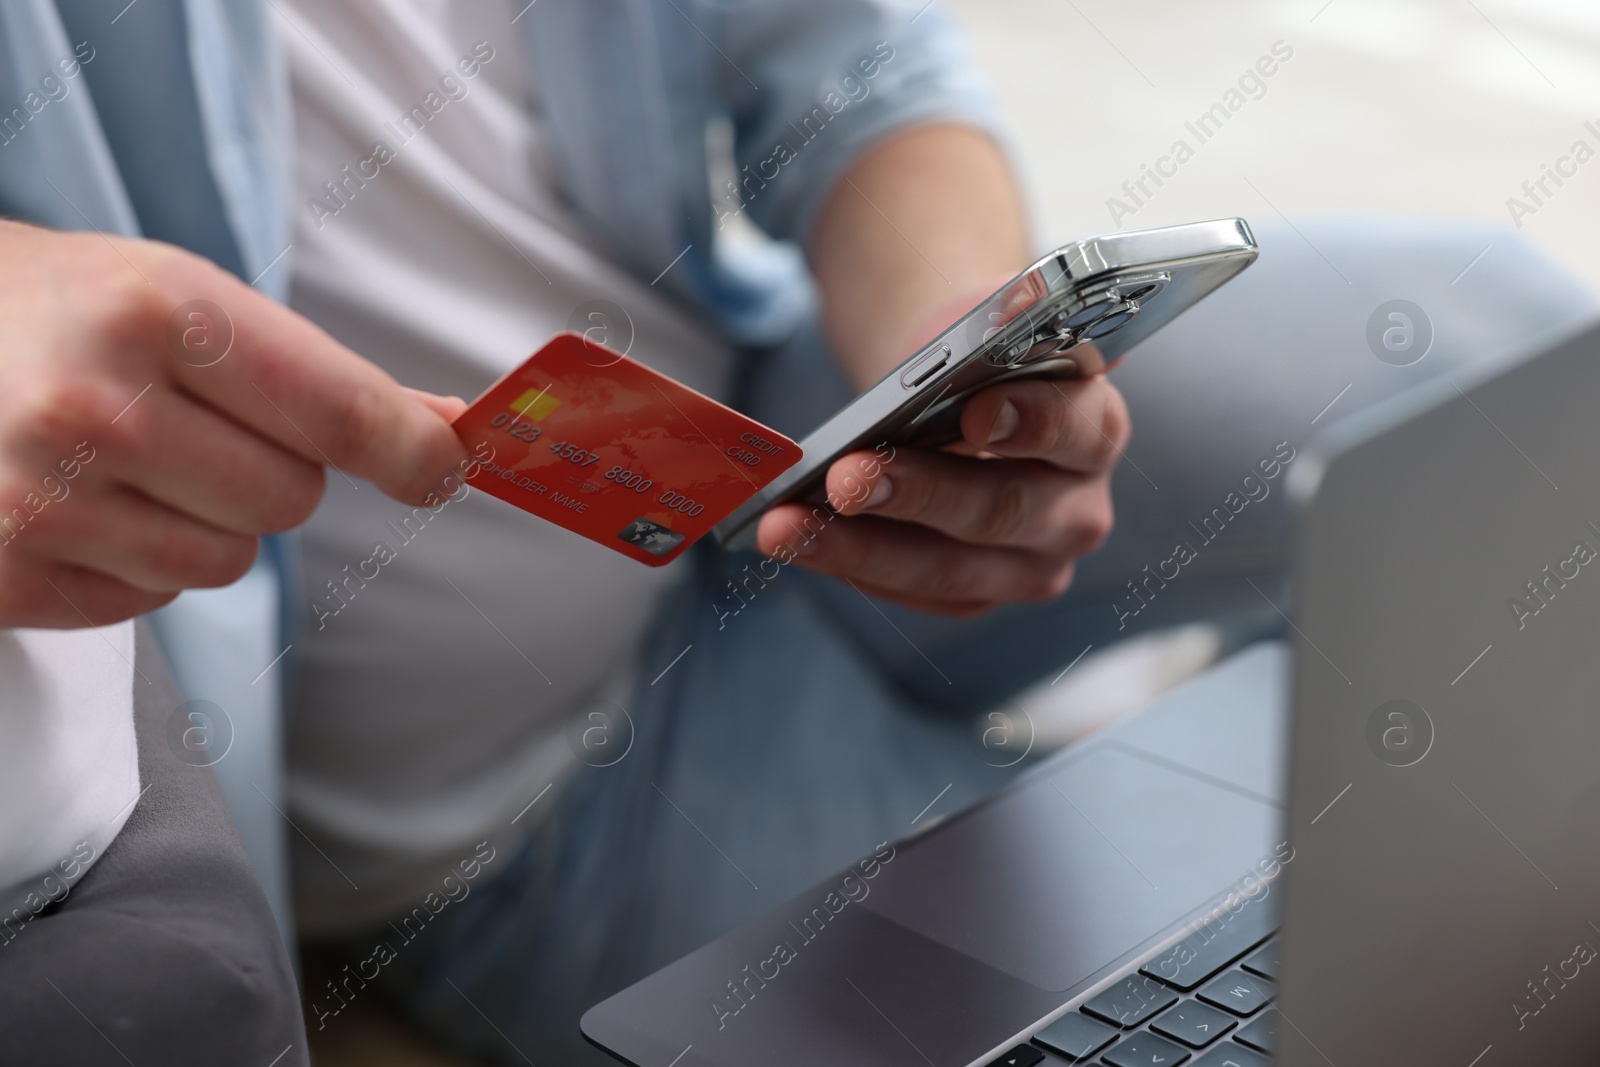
[0, 625, 139, 928]
[280, 0, 733, 932]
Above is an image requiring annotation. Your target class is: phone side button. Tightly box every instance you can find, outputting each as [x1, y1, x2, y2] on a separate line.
[900, 345, 951, 389]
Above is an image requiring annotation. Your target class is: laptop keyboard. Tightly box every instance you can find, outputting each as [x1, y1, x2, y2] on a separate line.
[988, 904, 1281, 1067]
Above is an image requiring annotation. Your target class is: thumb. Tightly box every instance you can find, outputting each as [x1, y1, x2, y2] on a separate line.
[406, 388, 469, 423]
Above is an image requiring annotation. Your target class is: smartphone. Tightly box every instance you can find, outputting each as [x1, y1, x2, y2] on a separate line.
[713, 217, 1258, 550]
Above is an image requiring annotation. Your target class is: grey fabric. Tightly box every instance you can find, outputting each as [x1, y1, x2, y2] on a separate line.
[0, 623, 307, 1067]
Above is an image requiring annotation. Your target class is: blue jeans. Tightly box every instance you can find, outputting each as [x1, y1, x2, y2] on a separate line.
[334, 220, 1596, 1065]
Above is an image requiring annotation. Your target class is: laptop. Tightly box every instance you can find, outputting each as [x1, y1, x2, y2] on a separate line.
[582, 317, 1600, 1065]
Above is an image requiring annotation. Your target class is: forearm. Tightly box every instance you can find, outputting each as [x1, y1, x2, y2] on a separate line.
[808, 123, 1030, 390]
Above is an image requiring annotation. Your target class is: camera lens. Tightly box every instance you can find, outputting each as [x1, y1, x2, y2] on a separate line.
[1081, 301, 1139, 339]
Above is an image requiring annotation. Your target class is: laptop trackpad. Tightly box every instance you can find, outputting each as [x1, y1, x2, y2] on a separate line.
[862, 741, 1279, 992]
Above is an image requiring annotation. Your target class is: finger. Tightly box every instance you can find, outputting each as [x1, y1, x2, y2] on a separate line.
[95, 390, 326, 536]
[822, 447, 1114, 552]
[959, 374, 1129, 474]
[846, 577, 995, 618]
[755, 506, 1078, 607]
[25, 484, 260, 593]
[0, 555, 176, 629]
[406, 388, 468, 422]
[148, 255, 469, 504]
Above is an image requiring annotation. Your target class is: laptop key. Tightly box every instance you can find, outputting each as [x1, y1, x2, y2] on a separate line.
[1196, 970, 1274, 1017]
[1083, 975, 1179, 1029]
[1233, 1009, 1279, 1053]
[1150, 1001, 1236, 1049]
[1101, 1032, 1190, 1066]
[1190, 1043, 1269, 1067]
[1240, 941, 1280, 981]
[1034, 1012, 1119, 1060]
[1140, 906, 1275, 992]
[991, 1044, 1046, 1067]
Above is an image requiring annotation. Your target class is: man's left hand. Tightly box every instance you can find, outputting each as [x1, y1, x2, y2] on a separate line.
[755, 371, 1128, 616]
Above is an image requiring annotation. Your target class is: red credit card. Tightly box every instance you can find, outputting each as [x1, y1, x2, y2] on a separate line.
[452, 333, 801, 566]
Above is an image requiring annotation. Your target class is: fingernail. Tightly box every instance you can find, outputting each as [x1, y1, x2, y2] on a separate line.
[987, 400, 1020, 444]
[862, 475, 893, 510]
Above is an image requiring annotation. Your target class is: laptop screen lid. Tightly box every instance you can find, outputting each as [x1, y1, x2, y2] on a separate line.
[1275, 316, 1600, 1064]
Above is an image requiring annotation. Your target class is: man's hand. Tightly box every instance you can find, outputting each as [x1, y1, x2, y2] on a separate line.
[755, 372, 1127, 616]
[0, 221, 468, 628]
[784, 123, 1129, 616]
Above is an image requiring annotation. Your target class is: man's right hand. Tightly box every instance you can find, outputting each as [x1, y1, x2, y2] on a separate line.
[0, 221, 469, 629]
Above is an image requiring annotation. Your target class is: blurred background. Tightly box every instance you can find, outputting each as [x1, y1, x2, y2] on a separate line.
[952, 0, 1600, 292]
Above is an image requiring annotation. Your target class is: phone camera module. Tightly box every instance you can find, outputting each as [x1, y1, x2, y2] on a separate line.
[988, 336, 1033, 366]
[1081, 300, 1140, 339]
[1062, 291, 1119, 330]
[1121, 280, 1164, 302]
[1109, 272, 1169, 305]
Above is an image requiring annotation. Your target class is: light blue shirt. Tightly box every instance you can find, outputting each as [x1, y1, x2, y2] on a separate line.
[0, 0, 1000, 938]
[1, 0, 997, 340]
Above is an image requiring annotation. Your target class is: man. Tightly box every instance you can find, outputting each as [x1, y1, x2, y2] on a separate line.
[0, 2, 1117, 1062]
[0, 1, 1592, 1064]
